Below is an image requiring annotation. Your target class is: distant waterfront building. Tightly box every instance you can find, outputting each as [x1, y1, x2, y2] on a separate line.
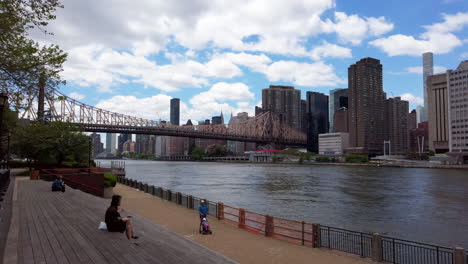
[422, 52, 434, 123]
[447, 61, 468, 153]
[416, 105, 424, 124]
[90, 133, 104, 158]
[105, 133, 117, 154]
[255, 106, 263, 116]
[348, 57, 386, 154]
[262, 85, 301, 130]
[135, 134, 151, 154]
[318, 133, 349, 155]
[409, 122, 429, 153]
[334, 107, 349, 133]
[155, 136, 167, 157]
[122, 140, 135, 153]
[306, 91, 329, 153]
[211, 111, 224, 125]
[170, 98, 180, 126]
[407, 109, 417, 149]
[384, 97, 409, 154]
[227, 112, 256, 154]
[301, 100, 308, 133]
[329, 88, 348, 132]
[427, 72, 449, 153]
[118, 134, 131, 153]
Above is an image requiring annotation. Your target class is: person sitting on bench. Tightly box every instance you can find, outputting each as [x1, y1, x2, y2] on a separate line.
[51, 176, 65, 192]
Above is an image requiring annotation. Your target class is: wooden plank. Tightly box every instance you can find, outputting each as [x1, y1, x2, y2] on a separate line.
[36, 190, 102, 264]
[28, 191, 65, 264]
[53, 188, 154, 264]
[32, 186, 92, 263]
[19, 191, 34, 264]
[24, 192, 47, 264]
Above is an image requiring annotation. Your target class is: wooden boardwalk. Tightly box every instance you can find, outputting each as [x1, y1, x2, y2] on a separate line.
[3, 179, 236, 264]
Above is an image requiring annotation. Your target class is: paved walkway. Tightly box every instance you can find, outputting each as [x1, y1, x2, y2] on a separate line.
[114, 184, 376, 264]
[2, 178, 236, 264]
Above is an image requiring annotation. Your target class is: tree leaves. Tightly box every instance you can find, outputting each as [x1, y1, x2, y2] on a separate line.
[0, 0, 67, 110]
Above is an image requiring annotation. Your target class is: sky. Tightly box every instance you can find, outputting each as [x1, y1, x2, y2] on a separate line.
[33, 0, 468, 125]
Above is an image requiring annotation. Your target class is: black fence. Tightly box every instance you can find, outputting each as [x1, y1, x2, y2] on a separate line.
[320, 225, 372, 258]
[382, 237, 454, 264]
[120, 177, 218, 218]
[118, 177, 465, 264]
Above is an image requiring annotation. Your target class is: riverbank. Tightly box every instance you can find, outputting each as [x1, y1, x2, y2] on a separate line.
[171, 159, 468, 170]
[114, 183, 375, 264]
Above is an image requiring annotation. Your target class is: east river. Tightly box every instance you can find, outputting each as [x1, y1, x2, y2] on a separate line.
[100, 160, 468, 248]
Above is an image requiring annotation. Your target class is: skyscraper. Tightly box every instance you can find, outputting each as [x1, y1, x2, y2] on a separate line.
[170, 98, 180, 126]
[447, 61, 468, 153]
[90, 133, 104, 158]
[329, 88, 348, 132]
[105, 133, 117, 154]
[384, 97, 409, 154]
[118, 134, 131, 153]
[422, 52, 434, 122]
[262, 85, 301, 130]
[427, 72, 449, 153]
[306, 92, 329, 153]
[348, 57, 386, 154]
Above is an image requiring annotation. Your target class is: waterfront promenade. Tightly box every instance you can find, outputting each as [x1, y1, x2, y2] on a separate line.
[1, 178, 235, 264]
[113, 183, 376, 264]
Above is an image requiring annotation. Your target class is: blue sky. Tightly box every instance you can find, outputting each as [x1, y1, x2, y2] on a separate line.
[36, 0, 468, 124]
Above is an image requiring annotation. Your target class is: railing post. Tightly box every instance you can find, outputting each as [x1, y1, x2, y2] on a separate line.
[167, 190, 172, 201]
[238, 208, 246, 229]
[188, 195, 193, 209]
[158, 187, 163, 198]
[176, 192, 182, 205]
[371, 233, 383, 262]
[265, 215, 274, 237]
[453, 247, 466, 264]
[144, 183, 148, 193]
[312, 224, 321, 248]
[301, 221, 305, 246]
[217, 202, 224, 220]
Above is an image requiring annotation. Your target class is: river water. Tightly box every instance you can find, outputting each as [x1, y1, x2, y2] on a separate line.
[100, 160, 468, 248]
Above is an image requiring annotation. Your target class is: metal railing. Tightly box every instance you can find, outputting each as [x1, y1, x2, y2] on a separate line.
[382, 237, 454, 264]
[118, 177, 466, 264]
[320, 225, 372, 258]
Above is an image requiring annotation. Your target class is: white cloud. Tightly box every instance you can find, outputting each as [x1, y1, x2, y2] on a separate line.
[34, 0, 393, 57]
[259, 60, 345, 87]
[461, 52, 468, 59]
[95, 82, 256, 123]
[323, 12, 394, 45]
[370, 12, 468, 56]
[405, 66, 447, 74]
[95, 94, 172, 121]
[400, 93, 424, 105]
[310, 41, 352, 60]
[63, 45, 243, 93]
[68, 92, 85, 101]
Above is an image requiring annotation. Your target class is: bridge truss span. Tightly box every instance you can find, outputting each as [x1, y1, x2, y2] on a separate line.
[19, 87, 307, 146]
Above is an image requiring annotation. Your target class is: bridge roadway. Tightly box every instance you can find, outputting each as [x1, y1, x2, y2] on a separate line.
[2, 178, 236, 264]
[78, 123, 308, 147]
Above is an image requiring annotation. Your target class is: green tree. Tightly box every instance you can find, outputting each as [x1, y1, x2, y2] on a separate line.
[191, 146, 205, 160]
[1, 0, 67, 110]
[12, 122, 90, 169]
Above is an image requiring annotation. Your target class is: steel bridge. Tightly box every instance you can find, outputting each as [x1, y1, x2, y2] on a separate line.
[18, 87, 307, 146]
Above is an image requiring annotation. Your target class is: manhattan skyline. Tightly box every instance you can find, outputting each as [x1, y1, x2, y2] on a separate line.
[32, 0, 468, 124]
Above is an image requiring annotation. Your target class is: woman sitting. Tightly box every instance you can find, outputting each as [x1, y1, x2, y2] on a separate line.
[105, 195, 138, 240]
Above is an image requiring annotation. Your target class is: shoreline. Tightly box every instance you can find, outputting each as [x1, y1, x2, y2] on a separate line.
[99, 158, 468, 170]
